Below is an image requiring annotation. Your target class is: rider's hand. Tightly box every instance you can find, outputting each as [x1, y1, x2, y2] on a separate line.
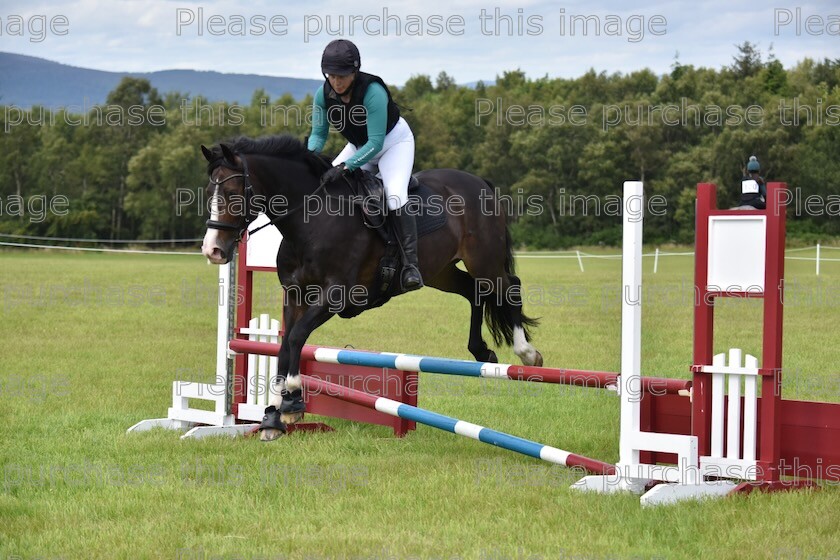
[321, 163, 348, 186]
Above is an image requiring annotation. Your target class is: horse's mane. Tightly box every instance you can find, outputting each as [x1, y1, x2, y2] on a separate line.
[206, 134, 331, 174]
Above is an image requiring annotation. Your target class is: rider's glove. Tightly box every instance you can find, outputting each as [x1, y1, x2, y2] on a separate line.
[321, 163, 348, 186]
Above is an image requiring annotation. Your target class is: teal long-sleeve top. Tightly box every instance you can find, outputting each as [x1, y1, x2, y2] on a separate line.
[307, 82, 389, 171]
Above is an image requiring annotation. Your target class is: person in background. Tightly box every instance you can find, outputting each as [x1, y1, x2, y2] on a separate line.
[735, 155, 767, 210]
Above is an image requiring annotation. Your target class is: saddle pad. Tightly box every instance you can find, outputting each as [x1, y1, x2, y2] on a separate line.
[408, 178, 448, 238]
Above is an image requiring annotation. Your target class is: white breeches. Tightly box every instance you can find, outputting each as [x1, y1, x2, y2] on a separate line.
[333, 117, 415, 210]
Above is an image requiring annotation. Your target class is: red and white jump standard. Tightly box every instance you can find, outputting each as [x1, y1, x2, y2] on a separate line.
[574, 182, 840, 504]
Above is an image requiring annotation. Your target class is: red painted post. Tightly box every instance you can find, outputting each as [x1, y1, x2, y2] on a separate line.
[759, 182, 787, 482]
[692, 183, 716, 458]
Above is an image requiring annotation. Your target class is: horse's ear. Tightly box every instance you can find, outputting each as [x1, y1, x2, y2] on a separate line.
[220, 143, 238, 165]
[201, 145, 214, 162]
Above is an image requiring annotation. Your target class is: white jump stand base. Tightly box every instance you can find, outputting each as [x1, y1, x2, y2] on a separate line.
[126, 418, 192, 432]
[126, 418, 259, 440]
[572, 475, 739, 506]
[181, 423, 260, 439]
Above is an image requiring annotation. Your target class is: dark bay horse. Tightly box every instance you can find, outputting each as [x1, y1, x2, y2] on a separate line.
[200, 135, 541, 440]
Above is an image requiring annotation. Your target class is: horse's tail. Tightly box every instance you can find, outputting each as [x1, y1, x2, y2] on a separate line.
[481, 182, 540, 347]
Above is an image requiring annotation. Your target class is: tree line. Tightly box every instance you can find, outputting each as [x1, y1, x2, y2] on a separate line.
[1, 43, 838, 248]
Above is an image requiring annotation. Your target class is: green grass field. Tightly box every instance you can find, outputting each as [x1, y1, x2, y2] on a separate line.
[2, 249, 839, 559]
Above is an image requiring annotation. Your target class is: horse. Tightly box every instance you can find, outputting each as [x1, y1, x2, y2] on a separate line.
[200, 135, 542, 441]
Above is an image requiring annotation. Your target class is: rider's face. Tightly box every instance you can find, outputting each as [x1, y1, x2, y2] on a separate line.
[327, 73, 355, 96]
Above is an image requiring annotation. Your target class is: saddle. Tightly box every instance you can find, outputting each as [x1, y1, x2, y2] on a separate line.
[330, 169, 447, 315]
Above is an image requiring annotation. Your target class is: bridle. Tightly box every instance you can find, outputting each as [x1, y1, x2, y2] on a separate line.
[204, 155, 255, 242]
[204, 152, 333, 242]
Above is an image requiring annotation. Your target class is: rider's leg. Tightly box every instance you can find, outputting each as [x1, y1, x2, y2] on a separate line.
[334, 142, 378, 174]
[391, 203, 422, 290]
[377, 119, 422, 290]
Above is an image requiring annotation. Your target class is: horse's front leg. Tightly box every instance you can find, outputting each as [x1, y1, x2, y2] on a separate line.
[274, 290, 299, 400]
[280, 302, 336, 422]
[259, 294, 300, 441]
[259, 301, 335, 441]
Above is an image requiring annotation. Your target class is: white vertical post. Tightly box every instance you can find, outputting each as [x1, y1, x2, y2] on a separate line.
[216, 262, 231, 395]
[258, 314, 270, 405]
[216, 263, 230, 380]
[710, 353, 726, 458]
[618, 181, 644, 469]
[247, 317, 258, 405]
[654, 248, 659, 274]
[816, 243, 821, 276]
[725, 349, 743, 460]
[742, 355, 759, 462]
[573, 181, 706, 500]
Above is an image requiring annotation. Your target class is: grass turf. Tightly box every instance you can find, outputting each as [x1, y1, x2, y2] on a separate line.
[1, 249, 839, 559]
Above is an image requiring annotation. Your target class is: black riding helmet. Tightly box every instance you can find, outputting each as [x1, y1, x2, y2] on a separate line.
[321, 39, 360, 76]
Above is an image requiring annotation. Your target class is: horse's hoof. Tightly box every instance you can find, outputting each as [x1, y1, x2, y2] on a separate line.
[260, 428, 285, 442]
[259, 406, 287, 442]
[281, 411, 305, 425]
[486, 351, 498, 363]
[533, 351, 544, 367]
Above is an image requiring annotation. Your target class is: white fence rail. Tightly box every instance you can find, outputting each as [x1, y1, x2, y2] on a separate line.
[4, 236, 839, 274]
[517, 245, 837, 275]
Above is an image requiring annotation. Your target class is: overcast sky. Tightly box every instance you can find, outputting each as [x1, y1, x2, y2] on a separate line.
[1, 0, 838, 85]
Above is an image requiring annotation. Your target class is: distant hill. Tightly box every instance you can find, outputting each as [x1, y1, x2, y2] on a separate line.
[0, 52, 323, 108]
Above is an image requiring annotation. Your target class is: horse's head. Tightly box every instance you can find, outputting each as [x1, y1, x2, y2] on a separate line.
[199, 135, 332, 263]
[201, 143, 251, 264]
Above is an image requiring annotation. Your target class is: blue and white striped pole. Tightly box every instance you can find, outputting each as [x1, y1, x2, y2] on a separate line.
[229, 340, 691, 395]
[301, 374, 616, 475]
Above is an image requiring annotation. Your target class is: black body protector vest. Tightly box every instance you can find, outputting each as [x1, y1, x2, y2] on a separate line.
[323, 71, 400, 147]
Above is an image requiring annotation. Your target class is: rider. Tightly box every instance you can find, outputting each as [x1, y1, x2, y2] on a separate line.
[737, 155, 767, 210]
[307, 39, 423, 291]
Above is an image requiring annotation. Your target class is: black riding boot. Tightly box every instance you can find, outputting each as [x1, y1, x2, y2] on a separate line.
[393, 207, 423, 291]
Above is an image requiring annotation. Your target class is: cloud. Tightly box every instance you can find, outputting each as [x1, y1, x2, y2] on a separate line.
[1, 0, 836, 84]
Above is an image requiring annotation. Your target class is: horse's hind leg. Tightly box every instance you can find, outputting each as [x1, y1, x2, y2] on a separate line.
[460, 260, 543, 367]
[427, 263, 498, 363]
[505, 273, 543, 367]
